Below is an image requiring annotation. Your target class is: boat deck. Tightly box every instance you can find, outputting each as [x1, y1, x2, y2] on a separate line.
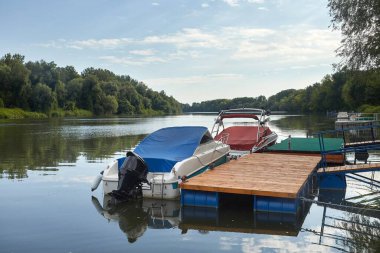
[181, 153, 321, 199]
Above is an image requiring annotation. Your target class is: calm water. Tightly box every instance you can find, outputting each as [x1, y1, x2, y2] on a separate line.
[0, 115, 379, 253]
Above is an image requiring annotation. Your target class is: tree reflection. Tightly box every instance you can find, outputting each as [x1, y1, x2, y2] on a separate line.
[0, 125, 145, 179]
[338, 214, 380, 252]
[272, 115, 335, 137]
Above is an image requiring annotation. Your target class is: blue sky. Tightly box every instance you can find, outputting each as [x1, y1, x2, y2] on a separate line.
[0, 0, 340, 104]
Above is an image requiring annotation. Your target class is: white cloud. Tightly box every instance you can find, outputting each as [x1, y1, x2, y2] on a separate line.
[201, 3, 210, 8]
[223, 0, 266, 7]
[223, 0, 240, 7]
[68, 38, 131, 50]
[143, 28, 224, 49]
[247, 0, 265, 3]
[258, 6, 269, 11]
[39, 25, 339, 69]
[231, 26, 340, 64]
[152, 2, 159, 6]
[100, 55, 166, 66]
[143, 73, 243, 86]
[129, 49, 155, 56]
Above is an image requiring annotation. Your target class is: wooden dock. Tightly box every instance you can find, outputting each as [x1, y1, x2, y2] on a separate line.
[180, 153, 321, 213]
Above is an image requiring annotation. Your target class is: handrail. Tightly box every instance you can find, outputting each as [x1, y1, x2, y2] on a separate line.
[316, 124, 380, 170]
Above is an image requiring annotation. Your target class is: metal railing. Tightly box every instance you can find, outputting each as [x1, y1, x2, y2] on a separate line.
[317, 124, 380, 171]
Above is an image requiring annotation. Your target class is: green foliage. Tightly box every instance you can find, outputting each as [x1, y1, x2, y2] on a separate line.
[358, 104, 380, 113]
[30, 83, 55, 113]
[183, 69, 380, 113]
[0, 54, 30, 108]
[0, 108, 47, 119]
[0, 53, 182, 117]
[328, 0, 380, 69]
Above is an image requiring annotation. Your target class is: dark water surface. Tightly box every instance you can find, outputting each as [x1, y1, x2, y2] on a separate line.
[1, 115, 379, 252]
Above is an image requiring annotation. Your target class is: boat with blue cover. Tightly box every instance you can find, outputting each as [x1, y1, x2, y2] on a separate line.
[94, 126, 230, 199]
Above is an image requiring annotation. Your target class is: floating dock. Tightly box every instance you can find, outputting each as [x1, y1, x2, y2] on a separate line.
[266, 137, 344, 164]
[180, 153, 321, 213]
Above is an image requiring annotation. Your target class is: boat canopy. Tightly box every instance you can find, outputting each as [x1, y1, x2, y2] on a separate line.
[134, 126, 209, 173]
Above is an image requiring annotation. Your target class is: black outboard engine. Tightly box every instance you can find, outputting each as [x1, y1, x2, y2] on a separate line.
[111, 151, 149, 201]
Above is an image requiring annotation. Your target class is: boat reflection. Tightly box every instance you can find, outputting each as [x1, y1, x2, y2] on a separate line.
[91, 195, 180, 242]
[91, 194, 312, 242]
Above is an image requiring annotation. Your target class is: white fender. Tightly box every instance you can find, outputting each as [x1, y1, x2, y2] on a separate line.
[91, 171, 103, 191]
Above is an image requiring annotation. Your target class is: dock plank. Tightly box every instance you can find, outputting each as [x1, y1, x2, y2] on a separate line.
[181, 153, 320, 198]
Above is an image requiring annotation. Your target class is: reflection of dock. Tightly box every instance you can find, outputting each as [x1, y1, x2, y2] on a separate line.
[180, 203, 311, 236]
[180, 153, 320, 213]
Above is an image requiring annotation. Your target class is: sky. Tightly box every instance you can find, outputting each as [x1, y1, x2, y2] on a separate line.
[0, 0, 341, 104]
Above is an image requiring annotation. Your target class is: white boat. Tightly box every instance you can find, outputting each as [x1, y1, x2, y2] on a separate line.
[94, 126, 230, 199]
[211, 108, 278, 157]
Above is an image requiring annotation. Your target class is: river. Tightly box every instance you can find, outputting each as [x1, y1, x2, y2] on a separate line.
[0, 114, 379, 252]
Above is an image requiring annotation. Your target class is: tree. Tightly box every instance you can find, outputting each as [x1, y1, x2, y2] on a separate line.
[55, 81, 66, 108]
[102, 95, 118, 114]
[56, 66, 79, 83]
[30, 83, 55, 113]
[0, 54, 30, 107]
[66, 78, 83, 108]
[329, 0, 380, 69]
[25, 60, 59, 89]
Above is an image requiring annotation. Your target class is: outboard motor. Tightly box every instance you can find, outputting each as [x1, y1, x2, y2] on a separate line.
[111, 151, 149, 201]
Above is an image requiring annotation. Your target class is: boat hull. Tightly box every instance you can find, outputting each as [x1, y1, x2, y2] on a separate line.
[102, 144, 229, 199]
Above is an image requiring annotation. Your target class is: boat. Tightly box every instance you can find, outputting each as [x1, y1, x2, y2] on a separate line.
[92, 126, 230, 199]
[211, 108, 278, 156]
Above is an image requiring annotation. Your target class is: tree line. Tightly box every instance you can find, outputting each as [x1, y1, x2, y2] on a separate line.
[0, 53, 182, 116]
[183, 68, 380, 113]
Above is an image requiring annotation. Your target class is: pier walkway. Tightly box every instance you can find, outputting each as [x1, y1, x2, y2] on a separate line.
[318, 163, 380, 174]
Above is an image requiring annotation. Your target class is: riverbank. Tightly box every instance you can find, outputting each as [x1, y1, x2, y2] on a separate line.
[0, 108, 93, 119]
[0, 107, 171, 119]
[0, 108, 47, 119]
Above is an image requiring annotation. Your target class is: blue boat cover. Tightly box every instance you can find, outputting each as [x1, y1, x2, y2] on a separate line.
[134, 126, 208, 173]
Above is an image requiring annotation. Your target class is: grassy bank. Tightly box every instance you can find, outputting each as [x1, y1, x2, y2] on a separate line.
[0, 108, 94, 119]
[0, 107, 169, 119]
[50, 109, 93, 117]
[0, 108, 47, 119]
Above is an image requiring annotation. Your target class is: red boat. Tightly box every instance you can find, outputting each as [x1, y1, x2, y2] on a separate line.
[211, 108, 278, 155]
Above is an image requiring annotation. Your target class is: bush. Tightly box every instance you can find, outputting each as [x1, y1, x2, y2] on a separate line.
[0, 108, 47, 119]
[358, 104, 380, 113]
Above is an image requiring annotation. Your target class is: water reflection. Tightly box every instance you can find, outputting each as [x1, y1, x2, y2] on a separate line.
[91, 194, 312, 243]
[0, 115, 336, 179]
[91, 196, 180, 242]
[0, 118, 146, 179]
[314, 189, 380, 252]
[271, 115, 335, 138]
